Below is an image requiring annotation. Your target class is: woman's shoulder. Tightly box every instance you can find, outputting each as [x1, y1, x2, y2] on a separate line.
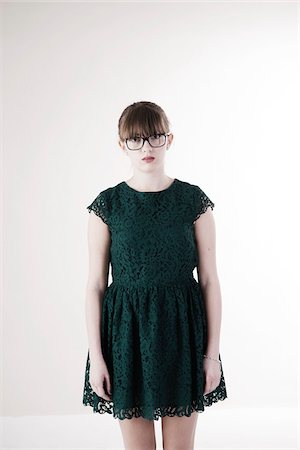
[176, 179, 215, 220]
[86, 182, 123, 225]
[176, 178, 207, 194]
[91, 181, 124, 198]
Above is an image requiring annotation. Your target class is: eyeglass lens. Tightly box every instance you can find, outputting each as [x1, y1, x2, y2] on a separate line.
[126, 134, 166, 150]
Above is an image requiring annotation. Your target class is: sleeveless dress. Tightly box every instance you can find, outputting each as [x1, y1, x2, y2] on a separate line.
[82, 178, 228, 421]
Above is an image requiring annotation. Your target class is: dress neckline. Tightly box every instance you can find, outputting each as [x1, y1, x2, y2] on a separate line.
[123, 178, 177, 194]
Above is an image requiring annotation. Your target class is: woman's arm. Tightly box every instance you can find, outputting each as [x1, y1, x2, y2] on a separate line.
[85, 211, 111, 363]
[194, 208, 222, 359]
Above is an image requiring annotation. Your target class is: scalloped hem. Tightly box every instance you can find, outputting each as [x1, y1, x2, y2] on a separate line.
[83, 391, 228, 421]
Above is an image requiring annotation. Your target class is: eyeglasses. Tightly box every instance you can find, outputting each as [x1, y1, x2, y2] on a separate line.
[125, 133, 171, 151]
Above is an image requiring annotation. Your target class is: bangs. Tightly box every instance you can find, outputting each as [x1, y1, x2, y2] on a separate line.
[120, 106, 166, 140]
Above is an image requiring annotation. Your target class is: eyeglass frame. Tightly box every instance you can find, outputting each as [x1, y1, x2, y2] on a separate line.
[125, 133, 171, 151]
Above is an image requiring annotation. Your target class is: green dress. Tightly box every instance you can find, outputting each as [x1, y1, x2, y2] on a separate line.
[82, 178, 228, 421]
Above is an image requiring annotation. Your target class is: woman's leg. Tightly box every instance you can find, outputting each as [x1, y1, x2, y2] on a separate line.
[118, 416, 157, 450]
[161, 411, 199, 450]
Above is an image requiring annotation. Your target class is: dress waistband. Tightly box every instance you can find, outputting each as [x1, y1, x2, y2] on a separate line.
[109, 276, 199, 290]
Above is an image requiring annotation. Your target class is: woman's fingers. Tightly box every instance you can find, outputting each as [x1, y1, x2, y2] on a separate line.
[105, 374, 112, 396]
[90, 376, 112, 401]
[204, 373, 221, 395]
[89, 359, 112, 401]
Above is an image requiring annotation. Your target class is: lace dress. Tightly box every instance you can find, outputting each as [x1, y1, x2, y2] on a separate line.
[82, 178, 228, 421]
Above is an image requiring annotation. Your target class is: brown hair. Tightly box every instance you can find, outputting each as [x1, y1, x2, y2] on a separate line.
[118, 101, 171, 142]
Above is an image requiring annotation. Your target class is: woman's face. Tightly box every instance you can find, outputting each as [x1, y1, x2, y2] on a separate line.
[119, 132, 174, 172]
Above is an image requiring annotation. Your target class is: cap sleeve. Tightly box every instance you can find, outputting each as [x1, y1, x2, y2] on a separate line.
[87, 190, 110, 225]
[193, 185, 215, 223]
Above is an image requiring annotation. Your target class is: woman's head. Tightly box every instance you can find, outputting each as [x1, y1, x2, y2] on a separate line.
[118, 101, 174, 171]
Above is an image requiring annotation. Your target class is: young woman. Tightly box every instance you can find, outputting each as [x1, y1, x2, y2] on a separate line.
[83, 101, 228, 450]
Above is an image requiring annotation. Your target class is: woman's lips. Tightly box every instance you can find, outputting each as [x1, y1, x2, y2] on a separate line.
[142, 157, 155, 162]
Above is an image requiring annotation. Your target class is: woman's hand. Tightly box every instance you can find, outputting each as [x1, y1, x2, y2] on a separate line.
[89, 357, 112, 401]
[203, 357, 221, 395]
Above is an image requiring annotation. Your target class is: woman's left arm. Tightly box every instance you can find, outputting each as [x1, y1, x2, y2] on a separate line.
[194, 207, 222, 359]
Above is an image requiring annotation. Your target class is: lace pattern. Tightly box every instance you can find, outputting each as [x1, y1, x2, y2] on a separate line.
[83, 179, 227, 421]
[83, 351, 228, 421]
[83, 392, 228, 421]
[193, 185, 215, 223]
[87, 190, 110, 226]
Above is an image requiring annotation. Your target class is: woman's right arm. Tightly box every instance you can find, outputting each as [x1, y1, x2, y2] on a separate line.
[85, 210, 111, 363]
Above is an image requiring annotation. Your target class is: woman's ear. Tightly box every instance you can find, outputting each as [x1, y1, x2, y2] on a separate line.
[119, 140, 129, 157]
[118, 140, 126, 151]
[168, 133, 174, 147]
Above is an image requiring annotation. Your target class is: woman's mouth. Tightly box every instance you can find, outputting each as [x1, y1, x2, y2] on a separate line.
[142, 157, 155, 162]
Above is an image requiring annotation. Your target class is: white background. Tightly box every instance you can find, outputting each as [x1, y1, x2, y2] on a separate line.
[1, 1, 299, 449]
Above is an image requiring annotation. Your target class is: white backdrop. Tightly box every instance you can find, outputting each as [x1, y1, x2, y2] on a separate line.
[1, 1, 298, 449]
